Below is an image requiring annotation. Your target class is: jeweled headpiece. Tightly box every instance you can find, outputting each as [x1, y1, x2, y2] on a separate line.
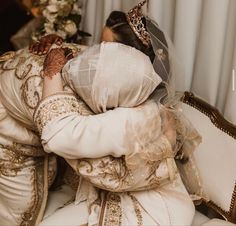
[126, 0, 151, 47]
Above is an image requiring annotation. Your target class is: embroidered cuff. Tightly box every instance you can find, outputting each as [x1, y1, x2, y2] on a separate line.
[34, 93, 80, 134]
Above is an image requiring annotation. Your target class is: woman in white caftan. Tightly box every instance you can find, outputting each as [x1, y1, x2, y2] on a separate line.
[0, 41, 173, 225]
[0, 2, 202, 225]
[33, 40, 201, 226]
[0, 40, 199, 226]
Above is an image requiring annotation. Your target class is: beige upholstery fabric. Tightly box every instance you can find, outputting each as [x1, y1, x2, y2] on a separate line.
[201, 219, 236, 226]
[182, 103, 236, 213]
[192, 211, 210, 226]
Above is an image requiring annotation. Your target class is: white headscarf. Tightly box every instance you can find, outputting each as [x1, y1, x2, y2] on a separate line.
[62, 42, 162, 113]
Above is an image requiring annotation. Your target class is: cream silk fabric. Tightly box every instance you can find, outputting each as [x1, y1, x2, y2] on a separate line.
[35, 94, 196, 226]
[0, 43, 166, 225]
[0, 48, 60, 225]
[0, 42, 199, 225]
[0, 101, 59, 225]
[62, 42, 161, 113]
[35, 43, 199, 225]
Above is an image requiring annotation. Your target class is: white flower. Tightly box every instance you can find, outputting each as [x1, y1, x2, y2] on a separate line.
[44, 22, 55, 34]
[33, 0, 81, 41]
[63, 20, 77, 36]
[56, 29, 67, 39]
[72, 3, 82, 14]
[42, 8, 57, 23]
[46, 4, 59, 13]
[49, 0, 59, 4]
[39, 0, 48, 4]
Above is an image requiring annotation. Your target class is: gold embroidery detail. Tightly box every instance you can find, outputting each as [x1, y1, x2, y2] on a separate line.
[129, 193, 143, 226]
[0, 144, 27, 177]
[104, 193, 122, 226]
[0, 49, 45, 113]
[21, 74, 43, 109]
[34, 94, 80, 134]
[0, 143, 45, 177]
[77, 156, 134, 192]
[0, 51, 16, 62]
[20, 157, 47, 226]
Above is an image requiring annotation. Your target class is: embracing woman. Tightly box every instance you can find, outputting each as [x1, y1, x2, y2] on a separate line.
[0, 1, 202, 225]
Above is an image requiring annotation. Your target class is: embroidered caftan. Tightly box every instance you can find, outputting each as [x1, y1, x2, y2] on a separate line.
[0, 43, 201, 226]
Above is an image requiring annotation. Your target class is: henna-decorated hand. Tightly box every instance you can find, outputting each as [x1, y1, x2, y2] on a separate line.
[29, 34, 63, 56]
[43, 47, 74, 78]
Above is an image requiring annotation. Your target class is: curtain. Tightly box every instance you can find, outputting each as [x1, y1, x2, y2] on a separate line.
[81, 0, 236, 124]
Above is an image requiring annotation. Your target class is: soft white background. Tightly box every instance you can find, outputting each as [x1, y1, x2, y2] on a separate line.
[80, 0, 236, 124]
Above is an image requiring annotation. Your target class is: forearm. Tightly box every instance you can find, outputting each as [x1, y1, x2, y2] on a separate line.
[42, 73, 63, 98]
[42, 47, 71, 98]
[34, 94, 128, 159]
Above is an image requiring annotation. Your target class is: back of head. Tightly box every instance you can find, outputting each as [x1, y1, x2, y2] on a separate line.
[106, 11, 156, 63]
[62, 42, 162, 113]
[106, 11, 170, 83]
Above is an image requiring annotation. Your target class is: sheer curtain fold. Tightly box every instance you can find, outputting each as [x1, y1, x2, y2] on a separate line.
[191, 0, 230, 106]
[81, 0, 236, 123]
[172, 0, 202, 91]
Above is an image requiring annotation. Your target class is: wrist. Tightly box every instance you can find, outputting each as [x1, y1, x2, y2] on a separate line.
[44, 71, 61, 79]
[43, 72, 63, 98]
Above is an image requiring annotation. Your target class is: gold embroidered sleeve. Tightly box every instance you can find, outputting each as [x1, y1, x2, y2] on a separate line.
[68, 154, 176, 193]
[34, 92, 80, 134]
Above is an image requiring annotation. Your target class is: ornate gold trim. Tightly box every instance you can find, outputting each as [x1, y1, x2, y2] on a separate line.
[230, 182, 236, 222]
[182, 91, 236, 223]
[20, 156, 47, 226]
[128, 193, 143, 226]
[98, 191, 108, 226]
[103, 193, 122, 226]
[0, 51, 16, 62]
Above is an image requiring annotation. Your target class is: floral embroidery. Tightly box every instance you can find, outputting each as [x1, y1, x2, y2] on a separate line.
[0, 143, 45, 177]
[77, 156, 135, 192]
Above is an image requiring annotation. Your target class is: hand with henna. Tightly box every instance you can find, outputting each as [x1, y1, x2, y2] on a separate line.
[29, 34, 63, 56]
[43, 47, 74, 78]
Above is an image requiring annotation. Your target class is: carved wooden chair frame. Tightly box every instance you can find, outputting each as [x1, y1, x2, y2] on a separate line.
[182, 91, 236, 223]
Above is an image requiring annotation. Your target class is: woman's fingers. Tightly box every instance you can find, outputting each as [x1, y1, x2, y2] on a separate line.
[63, 48, 74, 60]
[29, 35, 63, 55]
[55, 37, 63, 45]
[38, 42, 49, 55]
[29, 41, 39, 53]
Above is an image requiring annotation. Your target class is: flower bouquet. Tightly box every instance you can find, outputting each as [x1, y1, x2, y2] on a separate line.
[31, 0, 90, 43]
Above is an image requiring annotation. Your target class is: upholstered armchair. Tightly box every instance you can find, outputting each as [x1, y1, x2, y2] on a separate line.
[182, 92, 236, 226]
